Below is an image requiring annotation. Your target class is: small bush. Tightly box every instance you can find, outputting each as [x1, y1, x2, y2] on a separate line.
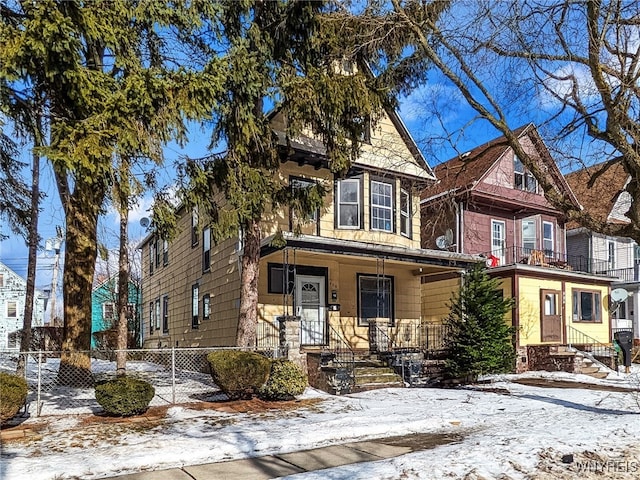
[95, 376, 155, 417]
[207, 350, 271, 400]
[0, 372, 28, 425]
[259, 359, 307, 401]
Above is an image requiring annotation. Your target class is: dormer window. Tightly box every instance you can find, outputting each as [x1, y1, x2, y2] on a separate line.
[514, 157, 537, 192]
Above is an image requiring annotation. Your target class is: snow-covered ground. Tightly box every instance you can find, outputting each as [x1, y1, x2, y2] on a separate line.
[2, 367, 640, 480]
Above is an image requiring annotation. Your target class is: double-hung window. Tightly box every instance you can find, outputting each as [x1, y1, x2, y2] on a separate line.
[572, 289, 602, 322]
[191, 285, 199, 329]
[358, 275, 394, 326]
[522, 219, 536, 254]
[149, 242, 155, 275]
[400, 189, 411, 238]
[154, 299, 161, 331]
[543, 221, 554, 256]
[102, 303, 115, 322]
[7, 301, 17, 318]
[514, 156, 537, 192]
[191, 207, 199, 247]
[202, 294, 210, 321]
[162, 296, 169, 333]
[371, 180, 393, 232]
[149, 302, 155, 333]
[607, 240, 616, 270]
[203, 227, 211, 272]
[337, 179, 361, 228]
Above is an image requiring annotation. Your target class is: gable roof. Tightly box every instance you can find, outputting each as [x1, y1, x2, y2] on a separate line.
[421, 124, 580, 208]
[565, 160, 630, 227]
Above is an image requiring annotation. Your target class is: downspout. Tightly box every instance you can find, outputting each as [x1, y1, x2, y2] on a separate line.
[457, 201, 464, 253]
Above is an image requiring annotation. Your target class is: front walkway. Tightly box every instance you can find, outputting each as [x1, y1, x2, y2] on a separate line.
[106, 432, 461, 480]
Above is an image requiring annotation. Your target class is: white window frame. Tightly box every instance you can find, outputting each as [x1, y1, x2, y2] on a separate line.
[155, 299, 161, 331]
[102, 302, 115, 321]
[162, 295, 169, 334]
[491, 220, 506, 265]
[543, 221, 554, 255]
[370, 180, 393, 232]
[192, 284, 200, 329]
[607, 240, 616, 270]
[572, 289, 602, 322]
[522, 219, 537, 253]
[400, 188, 411, 238]
[203, 294, 210, 321]
[191, 207, 199, 246]
[203, 226, 211, 272]
[163, 239, 169, 266]
[514, 156, 537, 193]
[6, 301, 17, 318]
[337, 179, 361, 229]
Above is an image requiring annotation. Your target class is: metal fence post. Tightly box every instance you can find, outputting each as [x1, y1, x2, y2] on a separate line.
[37, 351, 42, 417]
[171, 347, 176, 404]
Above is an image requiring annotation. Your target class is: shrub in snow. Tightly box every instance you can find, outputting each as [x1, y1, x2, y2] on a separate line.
[443, 263, 516, 383]
[0, 372, 28, 425]
[207, 350, 271, 400]
[95, 376, 155, 416]
[259, 359, 307, 401]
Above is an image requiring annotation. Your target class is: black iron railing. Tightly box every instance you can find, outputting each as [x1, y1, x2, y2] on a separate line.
[484, 246, 627, 277]
[567, 325, 617, 370]
[326, 325, 355, 388]
[424, 323, 451, 359]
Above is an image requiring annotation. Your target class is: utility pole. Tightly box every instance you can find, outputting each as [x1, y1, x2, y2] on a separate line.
[47, 226, 64, 326]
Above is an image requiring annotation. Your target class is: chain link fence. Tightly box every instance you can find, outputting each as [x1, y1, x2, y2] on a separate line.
[0, 347, 277, 417]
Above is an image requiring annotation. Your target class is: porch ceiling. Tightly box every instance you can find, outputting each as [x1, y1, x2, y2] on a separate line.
[261, 233, 480, 274]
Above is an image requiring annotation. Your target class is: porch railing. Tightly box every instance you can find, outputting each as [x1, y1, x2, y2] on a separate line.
[484, 246, 620, 276]
[326, 325, 355, 390]
[424, 323, 451, 359]
[567, 325, 617, 370]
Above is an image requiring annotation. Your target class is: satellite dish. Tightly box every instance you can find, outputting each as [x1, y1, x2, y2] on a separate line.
[436, 236, 449, 250]
[611, 288, 629, 303]
[445, 228, 454, 245]
[140, 217, 150, 228]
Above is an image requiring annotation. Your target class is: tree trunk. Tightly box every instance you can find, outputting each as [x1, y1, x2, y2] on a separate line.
[58, 188, 102, 386]
[116, 195, 129, 376]
[235, 220, 261, 348]
[16, 127, 41, 377]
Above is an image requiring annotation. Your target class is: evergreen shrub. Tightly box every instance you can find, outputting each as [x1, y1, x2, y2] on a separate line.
[259, 359, 307, 401]
[443, 263, 516, 383]
[95, 376, 155, 416]
[207, 350, 271, 400]
[0, 372, 28, 425]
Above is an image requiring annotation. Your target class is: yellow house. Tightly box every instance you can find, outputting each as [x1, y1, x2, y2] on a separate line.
[139, 107, 478, 361]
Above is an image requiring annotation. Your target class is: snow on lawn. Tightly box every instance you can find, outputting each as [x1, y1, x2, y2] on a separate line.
[3, 369, 640, 480]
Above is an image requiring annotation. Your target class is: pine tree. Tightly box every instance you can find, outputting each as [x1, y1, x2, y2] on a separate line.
[443, 263, 516, 382]
[1, 1, 223, 384]
[173, 1, 389, 347]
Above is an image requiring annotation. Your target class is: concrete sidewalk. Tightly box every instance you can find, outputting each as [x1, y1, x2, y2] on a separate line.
[107, 435, 436, 480]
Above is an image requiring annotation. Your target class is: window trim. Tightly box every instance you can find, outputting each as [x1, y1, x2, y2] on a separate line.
[607, 240, 616, 270]
[202, 294, 210, 321]
[162, 295, 169, 334]
[357, 274, 394, 327]
[149, 301, 154, 333]
[542, 221, 554, 255]
[6, 301, 17, 318]
[155, 237, 161, 268]
[289, 176, 320, 234]
[572, 289, 602, 323]
[400, 188, 411, 238]
[162, 239, 169, 266]
[522, 218, 537, 252]
[102, 302, 115, 321]
[491, 219, 506, 265]
[203, 226, 211, 272]
[336, 177, 362, 229]
[191, 207, 199, 247]
[370, 179, 394, 233]
[149, 242, 155, 275]
[514, 156, 537, 193]
[154, 299, 161, 331]
[191, 284, 200, 329]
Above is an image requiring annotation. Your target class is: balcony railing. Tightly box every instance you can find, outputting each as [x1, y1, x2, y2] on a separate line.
[484, 246, 639, 279]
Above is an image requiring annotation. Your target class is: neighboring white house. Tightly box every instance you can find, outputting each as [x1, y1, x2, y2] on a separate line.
[0, 262, 46, 350]
[566, 162, 640, 339]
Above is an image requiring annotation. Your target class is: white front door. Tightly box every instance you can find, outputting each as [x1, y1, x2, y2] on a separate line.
[296, 275, 326, 345]
[491, 220, 506, 265]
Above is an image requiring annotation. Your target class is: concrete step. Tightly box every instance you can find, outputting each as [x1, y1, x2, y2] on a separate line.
[354, 366, 396, 376]
[586, 371, 609, 379]
[351, 381, 405, 393]
[580, 366, 601, 375]
[354, 372, 403, 386]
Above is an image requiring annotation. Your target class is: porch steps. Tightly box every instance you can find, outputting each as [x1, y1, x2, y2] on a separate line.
[552, 346, 613, 379]
[351, 357, 404, 392]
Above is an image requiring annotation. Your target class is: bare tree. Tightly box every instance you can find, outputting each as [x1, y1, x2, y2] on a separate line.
[353, 0, 640, 242]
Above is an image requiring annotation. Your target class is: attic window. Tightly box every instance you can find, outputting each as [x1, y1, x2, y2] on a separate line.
[514, 157, 537, 193]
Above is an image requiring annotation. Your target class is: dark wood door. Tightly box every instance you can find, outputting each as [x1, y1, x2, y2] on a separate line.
[541, 290, 562, 343]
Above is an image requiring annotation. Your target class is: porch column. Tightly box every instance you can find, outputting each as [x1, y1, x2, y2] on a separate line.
[278, 315, 307, 374]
